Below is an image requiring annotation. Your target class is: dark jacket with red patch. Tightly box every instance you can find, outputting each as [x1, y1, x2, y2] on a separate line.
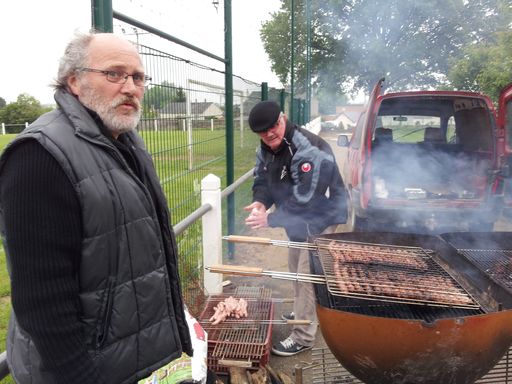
[252, 121, 347, 241]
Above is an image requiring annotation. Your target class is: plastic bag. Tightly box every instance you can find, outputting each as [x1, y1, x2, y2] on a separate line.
[138, 307, 208, 384]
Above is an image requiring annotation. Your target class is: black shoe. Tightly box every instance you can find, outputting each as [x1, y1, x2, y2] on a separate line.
[271, 337, 312, 356]
[281, 311, 295, 321]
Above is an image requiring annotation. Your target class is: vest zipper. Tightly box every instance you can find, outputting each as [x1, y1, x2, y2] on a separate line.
[96, 276, 116, 349]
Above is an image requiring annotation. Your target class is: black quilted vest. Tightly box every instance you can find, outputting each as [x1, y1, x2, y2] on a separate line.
[1, 90, 192, 384]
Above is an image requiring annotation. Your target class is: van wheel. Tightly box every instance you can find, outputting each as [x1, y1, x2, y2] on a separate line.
[347, 198, 367, 232]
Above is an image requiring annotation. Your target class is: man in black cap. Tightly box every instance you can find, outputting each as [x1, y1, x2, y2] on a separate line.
[244, 100, 347, 356]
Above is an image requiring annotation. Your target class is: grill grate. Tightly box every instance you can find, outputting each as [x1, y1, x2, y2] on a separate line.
[326, 295, 484, 321]
[314, 238, 479, 309]
[198, 286, 273, 374]
[458, 249, 512, 290]
[311, 348, 363, 384]
[308, 346, 512, 384]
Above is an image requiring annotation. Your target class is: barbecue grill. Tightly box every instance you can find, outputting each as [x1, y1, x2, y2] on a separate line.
[310, 231, 512, 384]
[215, 232, 512, 383]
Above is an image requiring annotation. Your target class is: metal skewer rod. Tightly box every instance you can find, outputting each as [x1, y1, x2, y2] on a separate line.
[206, 264, 327, 284]
[223, 235, 439, 254]
[222, 235, 315, 250]
[199, 319, 314, 326]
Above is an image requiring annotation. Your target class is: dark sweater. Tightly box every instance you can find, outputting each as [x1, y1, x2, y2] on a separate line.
[1, 135, 152, 384]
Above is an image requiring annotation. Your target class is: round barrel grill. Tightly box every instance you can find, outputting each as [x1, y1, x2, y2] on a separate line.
[310, 231, 512, 384]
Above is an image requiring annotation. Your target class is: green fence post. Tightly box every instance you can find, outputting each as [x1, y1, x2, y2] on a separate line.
[262, 82, 268, 101]
[306, 0, 312, 122]
[91, 0, 113, 32]
[290, 0, 295, 121]
[224, 0, 235, 259]
[280, 89, 286, 113]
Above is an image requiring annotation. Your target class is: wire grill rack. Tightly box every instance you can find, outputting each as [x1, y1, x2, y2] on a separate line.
[314, 238, 479, 308]
[458, 249, 512, 290]
[198, 286, 273, 375]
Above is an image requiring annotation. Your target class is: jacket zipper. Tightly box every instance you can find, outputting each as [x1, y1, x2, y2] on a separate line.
[96, 276, 116, 349]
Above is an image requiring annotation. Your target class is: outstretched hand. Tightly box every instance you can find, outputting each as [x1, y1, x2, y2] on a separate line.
[244, 202, 269, 229]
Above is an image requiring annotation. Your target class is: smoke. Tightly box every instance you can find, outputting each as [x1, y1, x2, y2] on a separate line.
[366, 95, 496, 233]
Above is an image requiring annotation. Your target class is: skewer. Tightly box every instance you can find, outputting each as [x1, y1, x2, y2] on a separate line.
[205, 296, 295, 304]
[223, 235, 435, 253]
[222, 235, 315, 250]
[207, 264, 480, 309]
[198, 319, 313, 326]
[206, 264, 327, 284]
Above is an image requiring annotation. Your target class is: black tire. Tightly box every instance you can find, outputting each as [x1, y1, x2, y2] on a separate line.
[347, 193, 368, 232]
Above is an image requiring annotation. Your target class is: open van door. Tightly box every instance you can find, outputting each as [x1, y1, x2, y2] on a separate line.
[343, 77, 385, 231]
[360, 77, 385, 209]
[497, 83, 512, 210]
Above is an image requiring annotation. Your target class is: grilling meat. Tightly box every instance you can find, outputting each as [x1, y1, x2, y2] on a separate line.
[328, 241, 475, 306]
[209, 296, 248, 325]
[327, 240, 429, 270]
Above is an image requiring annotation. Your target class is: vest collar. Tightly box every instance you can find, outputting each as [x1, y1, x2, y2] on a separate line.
[54, 89, 112, 145]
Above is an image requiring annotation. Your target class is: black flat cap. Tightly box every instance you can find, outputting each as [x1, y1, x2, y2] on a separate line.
[248, 100, 281, 132]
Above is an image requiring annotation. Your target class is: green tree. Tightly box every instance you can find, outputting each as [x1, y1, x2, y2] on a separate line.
[261, 0, 511, 97]
[448, 30, 512, 102]
[143, 81, 187, 111]
[0, 94, 52, 127]
[0, 97, 6, 109]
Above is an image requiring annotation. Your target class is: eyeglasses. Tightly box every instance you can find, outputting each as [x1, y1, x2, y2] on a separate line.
[77, 68, 152, 87]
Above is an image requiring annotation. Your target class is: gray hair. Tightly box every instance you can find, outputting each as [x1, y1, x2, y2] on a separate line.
[52, 31, 97, 91]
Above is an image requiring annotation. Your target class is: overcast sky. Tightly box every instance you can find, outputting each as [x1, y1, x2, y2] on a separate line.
[1, 0, 282, 105]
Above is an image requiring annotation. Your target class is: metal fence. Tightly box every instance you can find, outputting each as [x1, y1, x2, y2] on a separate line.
[0, 13, 289, 384]
[112, 13, 292, 309]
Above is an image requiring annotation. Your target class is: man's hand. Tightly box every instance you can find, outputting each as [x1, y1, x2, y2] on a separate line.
[244, 202, 269, 229]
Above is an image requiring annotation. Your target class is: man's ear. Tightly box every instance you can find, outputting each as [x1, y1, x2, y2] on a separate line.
[67, 73, 80, 96]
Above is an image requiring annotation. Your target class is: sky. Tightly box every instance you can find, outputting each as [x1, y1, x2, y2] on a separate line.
[0, 0, 283, 105]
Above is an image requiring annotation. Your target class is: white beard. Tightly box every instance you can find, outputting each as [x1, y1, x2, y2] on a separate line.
[78, 84, 142, 136]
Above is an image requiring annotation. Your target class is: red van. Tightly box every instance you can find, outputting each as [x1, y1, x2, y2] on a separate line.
[337, 78, 512, 233]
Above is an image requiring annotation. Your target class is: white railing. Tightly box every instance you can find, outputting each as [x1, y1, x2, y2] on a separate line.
[173, 169, 254, 294]
[0, 122, 29, 134]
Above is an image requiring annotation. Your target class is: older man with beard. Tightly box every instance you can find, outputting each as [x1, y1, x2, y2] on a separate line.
[0, 32, 192, 384]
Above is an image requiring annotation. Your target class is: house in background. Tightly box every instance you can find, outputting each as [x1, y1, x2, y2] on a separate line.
[333, 104, 364, 130]
[159, 101, 223, 120]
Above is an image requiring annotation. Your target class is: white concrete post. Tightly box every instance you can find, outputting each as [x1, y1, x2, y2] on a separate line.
[153, 119, 158, 132]
[25, 122, 29, 128]
[201, 174, 223, 295]
[210, 119, 214, 131]
[1, 123, 5, 135]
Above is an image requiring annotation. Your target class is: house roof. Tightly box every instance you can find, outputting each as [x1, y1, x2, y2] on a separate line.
[335, 104, 365, 124]
[342, 111, 362, 123]
[160, 101, 220, 115]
